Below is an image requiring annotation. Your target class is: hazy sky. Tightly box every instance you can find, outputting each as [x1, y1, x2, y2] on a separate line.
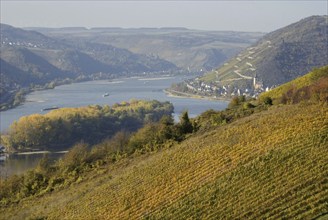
[1, 1, 327, 32]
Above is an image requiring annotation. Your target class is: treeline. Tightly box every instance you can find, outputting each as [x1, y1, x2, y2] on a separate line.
[194, 95, 270, 131]
[1, 100, 174, 152]
[0, 110, 195, 205]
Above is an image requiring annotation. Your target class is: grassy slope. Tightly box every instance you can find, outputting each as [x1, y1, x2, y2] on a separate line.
[1, 102, 327, 219]
[260, 65, 328, 100]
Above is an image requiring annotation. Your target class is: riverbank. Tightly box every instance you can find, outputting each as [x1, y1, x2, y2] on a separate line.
[164, 89, 231, 102]
[0, 88, 28, 111]
[0, 73, 184, 112]
[1, 75, 228, 133]
[0, 78, 93, 112]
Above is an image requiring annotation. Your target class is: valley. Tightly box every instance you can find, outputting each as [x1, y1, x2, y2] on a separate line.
[0, 11, 327, 219]
[0, 66, 327, 219]
[1, 24, 262, 111]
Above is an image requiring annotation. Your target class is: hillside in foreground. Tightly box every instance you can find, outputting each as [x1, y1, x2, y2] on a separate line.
[0, 67, 327, 219]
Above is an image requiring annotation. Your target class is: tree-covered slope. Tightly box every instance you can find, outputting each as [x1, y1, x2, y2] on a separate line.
[33, 27, 263, 72]
[0, 58, 36, 103]
[1, 47, 71, 80]
[0, 23, 178, 76]
[1, 91, 327, 218]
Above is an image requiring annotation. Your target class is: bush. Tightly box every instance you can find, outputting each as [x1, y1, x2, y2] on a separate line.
[263, 96, 273, 105]
[228, 96, 246, 109]
[60, 142, 90, 172]
[243, 102, 255, 109]
[178, 111, 193, 135]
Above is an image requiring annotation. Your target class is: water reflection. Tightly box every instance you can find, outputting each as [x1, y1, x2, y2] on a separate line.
[0, 152, 65, 178]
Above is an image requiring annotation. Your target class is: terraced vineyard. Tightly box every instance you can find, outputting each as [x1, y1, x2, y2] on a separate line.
[2, 101, 327, 219]
[195, 15, 328, 97]
[201, 41, 270, 83]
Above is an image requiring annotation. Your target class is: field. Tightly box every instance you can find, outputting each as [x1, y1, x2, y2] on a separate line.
[1, 101, 327, 219]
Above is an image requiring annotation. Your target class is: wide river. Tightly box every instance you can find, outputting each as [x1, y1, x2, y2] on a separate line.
[0, 75, 228, 177]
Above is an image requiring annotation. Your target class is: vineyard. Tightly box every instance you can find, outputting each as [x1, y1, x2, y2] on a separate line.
[1, 100, 327, 219]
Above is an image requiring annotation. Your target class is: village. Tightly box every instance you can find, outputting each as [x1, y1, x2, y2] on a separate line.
[182, 75, 271, 99]
[180, 40, 275, 99]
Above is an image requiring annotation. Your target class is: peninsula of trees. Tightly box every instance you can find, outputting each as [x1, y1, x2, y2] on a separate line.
[1, 100, 174, 152]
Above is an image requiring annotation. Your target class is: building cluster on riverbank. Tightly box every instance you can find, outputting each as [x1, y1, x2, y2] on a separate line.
[181, 77, 273, 99]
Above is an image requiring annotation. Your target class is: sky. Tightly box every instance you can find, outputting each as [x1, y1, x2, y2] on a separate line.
[1, 1, 327, 32]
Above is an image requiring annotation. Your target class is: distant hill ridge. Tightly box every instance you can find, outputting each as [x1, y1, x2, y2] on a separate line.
[0, 23, 178, 75]
[32, 25, 263, 72]
[0, 23, 178, 110]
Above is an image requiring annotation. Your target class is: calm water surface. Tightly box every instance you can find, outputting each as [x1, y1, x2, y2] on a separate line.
[0, 152, 66, 178]
[0, 75, 228, 177]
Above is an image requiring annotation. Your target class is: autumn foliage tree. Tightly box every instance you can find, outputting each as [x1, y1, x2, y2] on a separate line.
[1, 100, 174, 152]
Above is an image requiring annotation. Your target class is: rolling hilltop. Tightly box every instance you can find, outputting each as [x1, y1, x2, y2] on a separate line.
[171, 15, 328, 98]
[1, 67, 327, 219]
[31, 27, 263, 72]
[1, 24, 177, 75]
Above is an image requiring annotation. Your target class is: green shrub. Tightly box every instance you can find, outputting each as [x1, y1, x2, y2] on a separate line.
[263, 96, 273, 105]
[178, 111, 193, 135]
[60, 142, 90, 173]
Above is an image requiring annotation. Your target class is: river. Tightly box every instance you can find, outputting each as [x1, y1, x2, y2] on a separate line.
[0, 75, 228, 177]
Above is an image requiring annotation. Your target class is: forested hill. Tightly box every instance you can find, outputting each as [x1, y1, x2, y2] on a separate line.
[0, 24, 177, 75]
[172, 15, 328, 98]
[0, 67, 327, 219]
[0, 24, 177, 110]
[30, 26, 263, 72]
